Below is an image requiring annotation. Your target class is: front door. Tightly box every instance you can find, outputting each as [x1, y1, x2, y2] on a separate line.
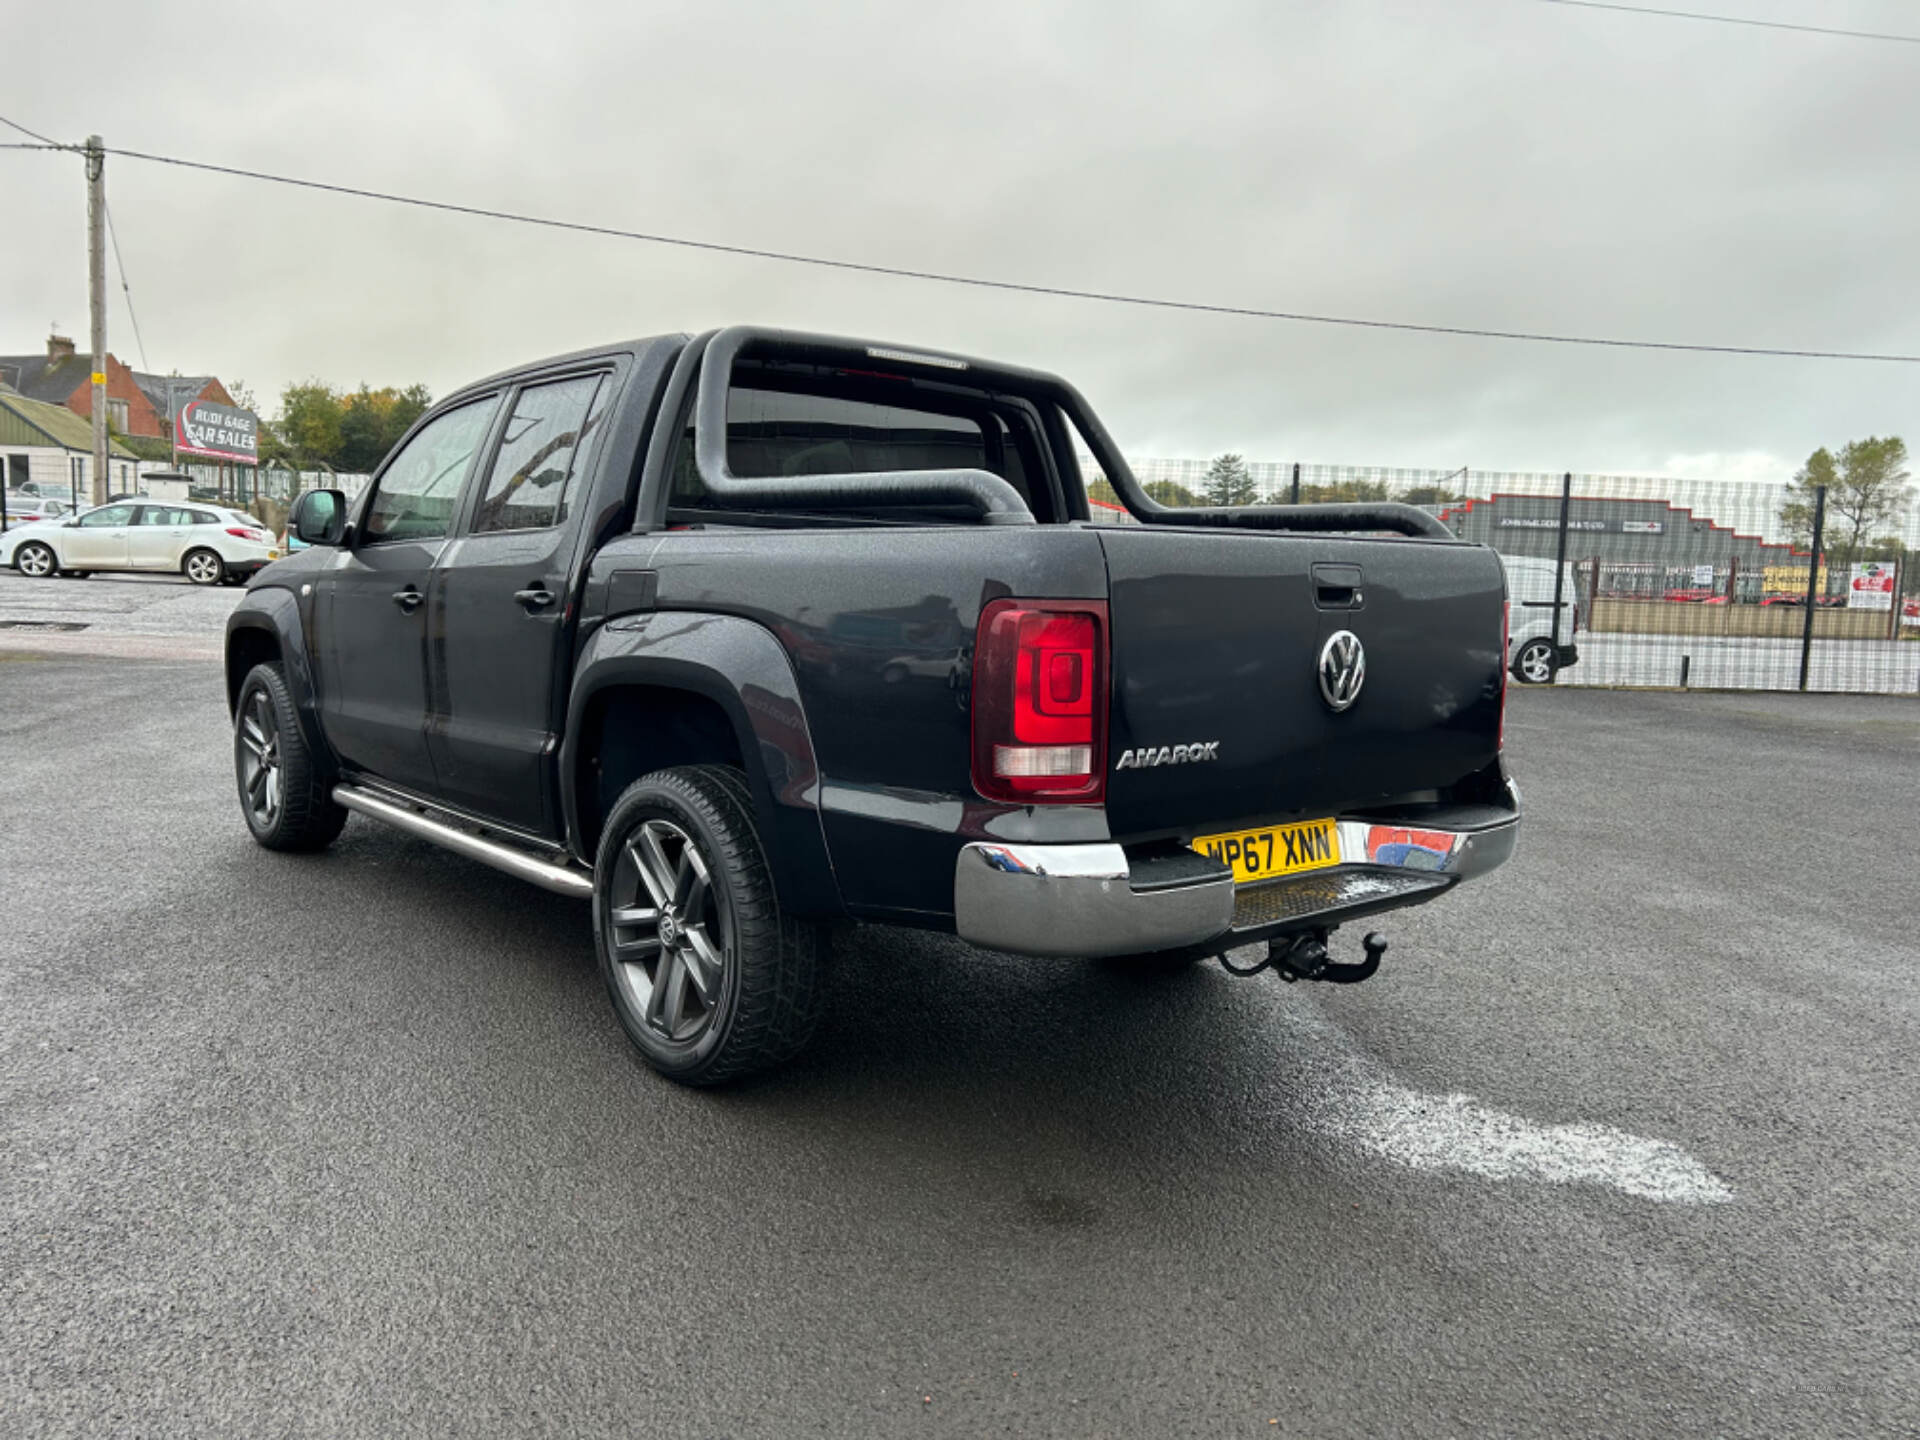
[430, 372, 611, 833]
[125, 504, 192, 570]
[314, 396, 500, 794]
[62, 501, 136, 568]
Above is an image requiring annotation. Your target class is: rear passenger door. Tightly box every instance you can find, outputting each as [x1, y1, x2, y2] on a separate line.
[314, 397, 500, 794]
[428, 371, 613, 833]
[125, 505, 192, 570]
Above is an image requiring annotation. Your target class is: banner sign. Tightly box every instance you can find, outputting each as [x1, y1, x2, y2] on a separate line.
[1848, 561, 1896, 611]
[1496, 516, 1665, 534]
[1761, 563, 1828, 595]
[175, 399, 258, 465]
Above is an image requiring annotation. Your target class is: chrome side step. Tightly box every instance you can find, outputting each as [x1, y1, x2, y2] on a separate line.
[332, 784, 595, 898]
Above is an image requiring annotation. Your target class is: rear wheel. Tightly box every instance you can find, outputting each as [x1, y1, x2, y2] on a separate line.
[594, 765, 825, 1086]
[1512, 637, 1558, 685]
[184, 548, 225, 586]
[234, 662, 347, 852]
[15, 542, 56, 578]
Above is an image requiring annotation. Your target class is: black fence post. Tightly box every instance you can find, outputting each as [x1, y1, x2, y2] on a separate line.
[1551, 471, 1572, 646]
[1798, 484, 1827, 693]
[1290, 462, 1301, 506]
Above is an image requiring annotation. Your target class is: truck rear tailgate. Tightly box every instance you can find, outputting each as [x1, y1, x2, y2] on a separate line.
[1097, 527, 1507, 841]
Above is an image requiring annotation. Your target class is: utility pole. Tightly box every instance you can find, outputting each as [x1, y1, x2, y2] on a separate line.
[86, 135, 109, 506]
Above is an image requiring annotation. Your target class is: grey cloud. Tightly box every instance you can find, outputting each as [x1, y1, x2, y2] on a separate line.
[4, 0, 1916, 483]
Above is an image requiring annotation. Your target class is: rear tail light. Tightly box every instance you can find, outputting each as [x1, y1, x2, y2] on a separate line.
[1498, 600, 1510, 751]
[970, 598, 1108, 804]
[226, 526, 267, 542]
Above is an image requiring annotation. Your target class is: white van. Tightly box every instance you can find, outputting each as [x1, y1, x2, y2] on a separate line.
[1499, 554, 1581, 684]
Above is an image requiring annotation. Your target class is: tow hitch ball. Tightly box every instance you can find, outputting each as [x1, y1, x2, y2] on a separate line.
[1222, 929, 1388, 984]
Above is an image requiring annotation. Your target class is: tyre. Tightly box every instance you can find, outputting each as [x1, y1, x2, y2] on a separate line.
[1512, 637, 1558, 685]
[234, 662, 348, 852]
[184, 548, 226, 586]
[594, 764, 825, 1086]
[14, 541, 57, 579]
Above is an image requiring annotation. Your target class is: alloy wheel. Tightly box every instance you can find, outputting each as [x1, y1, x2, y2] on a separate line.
[186, 552, 223, 585]
[17, 544, 54, 578]
[237, 688, 282, 828]
[1517, 640, 1555, 685]
[607, 818, 728, 1043]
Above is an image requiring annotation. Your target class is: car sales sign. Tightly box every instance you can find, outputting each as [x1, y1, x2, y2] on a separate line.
[175, 399, 259, 465]
[1849, 561, 1896, 611]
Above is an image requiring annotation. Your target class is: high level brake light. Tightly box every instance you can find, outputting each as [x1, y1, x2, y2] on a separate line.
[970, 598, 1108, 804]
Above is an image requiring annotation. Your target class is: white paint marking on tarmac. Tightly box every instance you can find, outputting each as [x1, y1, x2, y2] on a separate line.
[1253, 988, 1733, 1204]
[1332, 1082, 1733, 1205]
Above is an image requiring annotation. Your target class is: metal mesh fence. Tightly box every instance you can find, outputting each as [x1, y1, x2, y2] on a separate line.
[1086, 458, 1918, 696]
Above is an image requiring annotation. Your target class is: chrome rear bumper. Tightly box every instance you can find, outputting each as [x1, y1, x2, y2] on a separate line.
[953, 803, 1518, 959]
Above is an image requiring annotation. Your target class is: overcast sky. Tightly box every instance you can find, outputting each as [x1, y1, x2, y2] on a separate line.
[5, 0, 1917, 486]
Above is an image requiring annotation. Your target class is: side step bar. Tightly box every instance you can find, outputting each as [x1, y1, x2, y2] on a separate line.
[332, 784, 595, 898]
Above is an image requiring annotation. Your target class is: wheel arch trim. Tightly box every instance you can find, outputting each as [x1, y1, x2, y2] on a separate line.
[562, 611, 843, 918]
[224, 586, 336, 778]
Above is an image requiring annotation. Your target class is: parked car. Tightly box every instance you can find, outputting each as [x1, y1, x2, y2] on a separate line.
[3, 492, 75, 529]
[1761, 593, 1845, 608]
[1, 501, 278, 584]
[1498, 553, 1580, 684]
[1661, 586, 1716, 603]
[225, 326, 1519, 1086]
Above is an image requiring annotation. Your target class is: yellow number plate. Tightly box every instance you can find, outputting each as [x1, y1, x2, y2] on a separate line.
[1191, 818, 1340, 884]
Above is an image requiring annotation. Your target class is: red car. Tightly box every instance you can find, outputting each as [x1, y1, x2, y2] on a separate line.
[1662, 587, 1716, 603]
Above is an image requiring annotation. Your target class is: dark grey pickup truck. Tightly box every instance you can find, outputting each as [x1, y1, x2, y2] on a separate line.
[225, 326, 1518, 1084]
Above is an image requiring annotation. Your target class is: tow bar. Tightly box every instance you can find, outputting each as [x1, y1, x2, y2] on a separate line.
[1220, 929, 1388, 984]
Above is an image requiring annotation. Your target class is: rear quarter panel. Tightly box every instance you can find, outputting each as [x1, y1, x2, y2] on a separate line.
[588, 525, 1112, 921]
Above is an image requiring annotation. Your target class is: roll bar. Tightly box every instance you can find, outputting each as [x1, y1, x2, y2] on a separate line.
[676, 326, 1452, 540]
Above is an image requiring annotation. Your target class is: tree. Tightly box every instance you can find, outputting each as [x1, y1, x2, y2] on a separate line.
[278, 380, 344, 466]
[1398, 483, 1465, 507]
[1203, 452, 1258, 507]
[1780, 438, 1912, 571]
[271, 378, 433, 471]
[1301, 477, 1392, 504]
[1085, 474, 1198, 511]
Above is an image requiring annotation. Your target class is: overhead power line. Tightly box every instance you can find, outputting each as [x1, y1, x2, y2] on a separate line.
[5, 121, 1917, 365]
[1532, 0, 1920, 44]
[94, 143, 1920, 365]
[0, 111, 68, 146]
[102, 200, 150, 371]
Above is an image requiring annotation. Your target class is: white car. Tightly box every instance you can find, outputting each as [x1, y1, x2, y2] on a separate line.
[3, 492, 76, 528]
[1500, 553, 1581, 684]
[0, 500, 279, 586]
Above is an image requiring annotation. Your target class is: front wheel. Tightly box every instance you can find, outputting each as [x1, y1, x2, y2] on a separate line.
[15, 542, 57, 578]
[234, 662, 347, 851]
[1512, 637, 1559, 685]
[594, 765, 825, 1086]
[184, 548, 226, 586]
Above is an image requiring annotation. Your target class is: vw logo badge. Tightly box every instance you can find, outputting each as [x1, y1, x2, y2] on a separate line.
[1318, 631, 1366, 712]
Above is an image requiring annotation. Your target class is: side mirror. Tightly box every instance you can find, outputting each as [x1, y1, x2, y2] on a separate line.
[290, 488, 348, 546]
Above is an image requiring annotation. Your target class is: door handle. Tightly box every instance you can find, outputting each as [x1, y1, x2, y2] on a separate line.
[391, 587, 423, 612]
[514, 587, 555, 610]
